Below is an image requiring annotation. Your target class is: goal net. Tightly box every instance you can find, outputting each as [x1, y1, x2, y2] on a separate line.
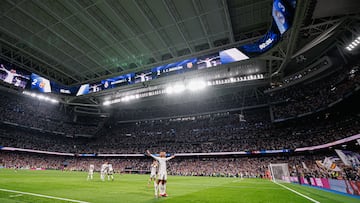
[269, 163, 290, 183]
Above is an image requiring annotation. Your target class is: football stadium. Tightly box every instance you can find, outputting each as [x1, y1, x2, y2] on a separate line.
[0, 0, 359, 202]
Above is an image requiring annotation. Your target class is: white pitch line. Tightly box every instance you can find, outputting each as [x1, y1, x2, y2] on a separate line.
[0, 188, 90, 203]
[273, 181, 320, 203]
[9, 194, 23, 198]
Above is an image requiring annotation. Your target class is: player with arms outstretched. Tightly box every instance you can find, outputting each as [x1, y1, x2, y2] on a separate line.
[148, 160, 158, 186]
[146, 150, 175, 198]
[87, 164, 95, 180]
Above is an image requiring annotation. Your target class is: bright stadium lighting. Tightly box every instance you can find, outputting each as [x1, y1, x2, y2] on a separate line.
[187, 80, 207, 91]
[37, 95, 45, 100]
[103, 101, 111, 106]
[346, 47, 352, 51]
[165, 86, 174, 94]
[50, 99, 58, 103]
[122, 96, 130, 102]
[173, 84, 185, 93]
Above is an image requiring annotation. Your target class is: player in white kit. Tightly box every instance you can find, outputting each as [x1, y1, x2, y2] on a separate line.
[107, 163, 114, 181]
[148, 160, 158, 186]
[146, 150, 175, 198]
[0, 64, 28, 85]
[100, 162, 109, 181]
[87, 164, 95, 180]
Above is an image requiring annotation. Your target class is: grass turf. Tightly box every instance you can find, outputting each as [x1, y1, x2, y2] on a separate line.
[0, 169, 358, 203]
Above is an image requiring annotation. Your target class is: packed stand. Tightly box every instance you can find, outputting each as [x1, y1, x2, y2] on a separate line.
[0, 92, 102, 136]
[270, 65, 360, 120]
[1, 151, 358, 181]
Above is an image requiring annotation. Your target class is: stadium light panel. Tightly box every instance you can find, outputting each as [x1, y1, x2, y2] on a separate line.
[187, 80, 207, 91]
[165, 86, 174, 94]
[173, 84, 185, 93]
[103, 101, 111, 106]
[122, 96, 130, 102]
[346, 47, 352, 51]
[37, 95, 45, 100]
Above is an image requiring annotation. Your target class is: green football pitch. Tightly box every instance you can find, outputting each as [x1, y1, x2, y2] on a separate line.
[0, 169, 358, 203]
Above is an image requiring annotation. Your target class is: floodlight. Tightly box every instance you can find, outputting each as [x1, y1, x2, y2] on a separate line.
[187, 80, 207, 91]
[165, 86, 174, 94]
[173, 84, 185, 93]
[50, 99, 58, 103]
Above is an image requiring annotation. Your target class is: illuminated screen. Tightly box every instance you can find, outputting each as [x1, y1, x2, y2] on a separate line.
[219, 48, 249, 64]
[76, 84, 89, 96]
[272, 0, 294, 34]
[152, 58, 196, 79]
[240, 24, 281, 56]
[197, 53, 221, 70]
[0, 64, 30, 89]
[102, 73, 134, 89]
[31, 73, 51, 93]
[135, 70, 152, 84]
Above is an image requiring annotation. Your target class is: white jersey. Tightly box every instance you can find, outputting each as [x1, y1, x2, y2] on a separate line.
[150, 163, 157, 175]
[150, 155, 173, 174]
[89, 164, 94, 172]
[101, 163, 108, 173]
[108, 164, 113, 173]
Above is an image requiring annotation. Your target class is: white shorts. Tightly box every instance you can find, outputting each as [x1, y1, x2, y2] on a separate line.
[150, 173, 156, 178]
[88, 171, 94, 175]
[157, 172, 167, 180]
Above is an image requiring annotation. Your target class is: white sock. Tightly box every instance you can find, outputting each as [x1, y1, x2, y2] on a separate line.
[164, 183, 166, 194]
[160, 184, 164, 194]
[154, 182, 158, 196]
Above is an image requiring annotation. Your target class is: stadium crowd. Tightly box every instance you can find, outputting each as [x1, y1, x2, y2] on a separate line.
[0, 104, 359, 154]
[270, 65, 359, 120]
[0, 92, 102, 136]
[1, 151, 358, 181]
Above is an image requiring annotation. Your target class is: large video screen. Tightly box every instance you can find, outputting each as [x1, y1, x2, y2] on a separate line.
[102, 73, 134, 90]
[219, 48, 249, 64]
[76, 84, 89, 96]
[152, 58, 196, 79]
[197, 53, 221, 70]
[51, 82, 79, 95]
[0, 64, 30, 89]
[240, 24, 281, 56]
[0, 0, 296, 97]
[31, 73, 51, 93]
[135, 70, 153, 84]
[272, 0, 295, 34]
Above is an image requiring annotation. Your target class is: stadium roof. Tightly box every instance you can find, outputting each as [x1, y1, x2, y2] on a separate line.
[0, 0, 359, 86]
